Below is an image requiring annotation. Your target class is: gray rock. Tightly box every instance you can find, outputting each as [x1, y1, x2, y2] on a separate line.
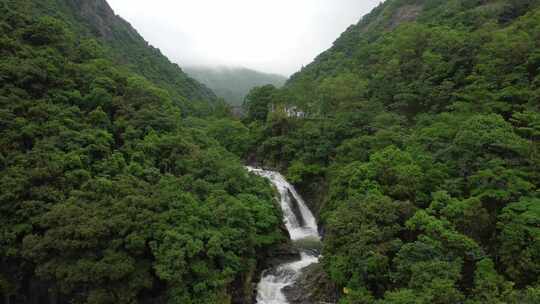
[283, 263, 339, 304]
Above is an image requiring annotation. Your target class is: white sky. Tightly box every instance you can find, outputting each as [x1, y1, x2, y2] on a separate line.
[107, 0, 383, 76]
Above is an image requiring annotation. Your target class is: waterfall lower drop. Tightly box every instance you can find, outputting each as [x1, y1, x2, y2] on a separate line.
[247, 167, 322, 304]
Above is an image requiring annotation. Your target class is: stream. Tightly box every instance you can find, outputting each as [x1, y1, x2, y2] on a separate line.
[247, 167, 322, 304]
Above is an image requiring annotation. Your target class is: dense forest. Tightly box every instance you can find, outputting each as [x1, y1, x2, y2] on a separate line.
[242, 0, 540, 303]
[0, 0, 283, 303]
[184, 67, 286, 107]
[2, 0, 540, 303]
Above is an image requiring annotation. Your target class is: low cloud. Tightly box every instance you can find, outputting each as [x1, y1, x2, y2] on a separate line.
[108, 0, 382, 76]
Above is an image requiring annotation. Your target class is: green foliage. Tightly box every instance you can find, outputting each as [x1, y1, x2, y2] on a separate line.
[12, 0, 217, 113]
[206, 119, 251, 157]
[498, 197, 540, 286]
[23, 16, 71, 46]
[0, 2, 282, 303]
[324, 193, 404, 296]
[243, 84, 278, 122]
[468, 258, 516, 304]
[245, 0, 540, 302]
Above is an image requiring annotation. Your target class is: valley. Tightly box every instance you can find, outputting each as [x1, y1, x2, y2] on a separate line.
[1, 0, 540, 303]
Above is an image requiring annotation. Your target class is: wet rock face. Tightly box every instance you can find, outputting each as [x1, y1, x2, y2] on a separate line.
[288, 188, 306, 227]
[388, 4, 423, 29]
[264, 243, 302, 269]
[67, 0, 139, 41]
[283, 263, 339, 304]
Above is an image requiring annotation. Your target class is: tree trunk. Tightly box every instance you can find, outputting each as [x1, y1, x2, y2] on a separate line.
[49, 287, 58, 304]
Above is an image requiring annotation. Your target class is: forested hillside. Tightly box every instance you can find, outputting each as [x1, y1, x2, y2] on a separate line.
[0, 1, 283, 303]
[243, 0, 540, 302]
[185, 66, 286, 107]
[23, 0, 217, 112]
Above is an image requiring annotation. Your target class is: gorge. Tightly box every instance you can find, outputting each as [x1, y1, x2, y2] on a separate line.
[247, 168, 321, 304]
[1, 0, 540, 303]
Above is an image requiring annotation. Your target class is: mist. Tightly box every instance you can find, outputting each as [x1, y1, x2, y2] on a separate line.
[107, 0, 383, 76]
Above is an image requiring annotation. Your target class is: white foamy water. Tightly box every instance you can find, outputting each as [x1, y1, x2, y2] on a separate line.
[247, 167, 322, 304]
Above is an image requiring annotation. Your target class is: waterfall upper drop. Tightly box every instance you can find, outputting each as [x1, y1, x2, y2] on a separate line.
[247, 167, 320, 242]
[247, 167, 322, 304]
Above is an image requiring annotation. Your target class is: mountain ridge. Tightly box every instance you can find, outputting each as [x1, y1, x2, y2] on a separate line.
[31, 0, 218, 109]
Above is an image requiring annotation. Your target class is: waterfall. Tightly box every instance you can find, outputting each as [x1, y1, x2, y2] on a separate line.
[247, 167, 322, 304]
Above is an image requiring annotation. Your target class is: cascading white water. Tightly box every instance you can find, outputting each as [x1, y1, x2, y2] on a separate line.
[247, 167, 322, 304]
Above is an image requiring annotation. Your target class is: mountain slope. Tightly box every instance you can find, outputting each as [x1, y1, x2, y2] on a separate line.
[185, 66, 286, 106]
[24, 0, 217, 111]
[0, 1, 282, 303]
[287, 0, 540, 115]
[243, 0, 540, 303]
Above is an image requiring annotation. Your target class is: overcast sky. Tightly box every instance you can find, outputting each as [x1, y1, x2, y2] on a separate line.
[107, 0, 382, 76]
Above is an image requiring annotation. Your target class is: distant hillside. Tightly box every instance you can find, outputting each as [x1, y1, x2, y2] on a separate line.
[185, 66, 287, 106]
